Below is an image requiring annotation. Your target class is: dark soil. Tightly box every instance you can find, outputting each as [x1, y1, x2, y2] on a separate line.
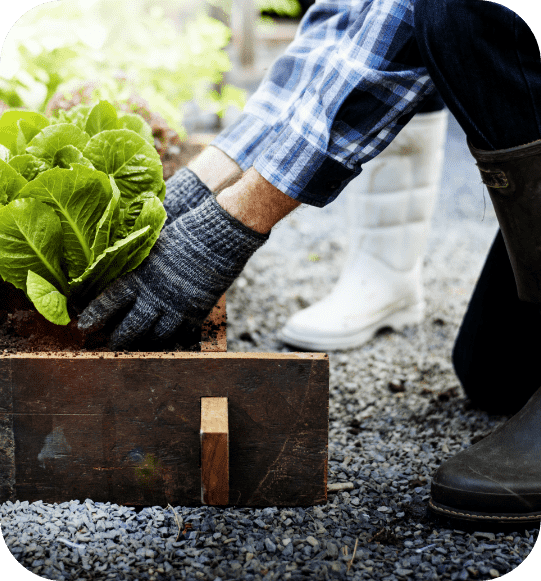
[0, 225, 202, 354]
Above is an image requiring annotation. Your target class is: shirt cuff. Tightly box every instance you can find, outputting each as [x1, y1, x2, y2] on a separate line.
[210, 113, 278, 172]
[253, 123, 360, 208]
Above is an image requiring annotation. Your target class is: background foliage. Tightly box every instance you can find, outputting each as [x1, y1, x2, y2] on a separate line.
[0, 0, 248, 137]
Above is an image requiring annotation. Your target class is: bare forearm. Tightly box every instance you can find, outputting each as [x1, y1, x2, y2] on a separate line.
[187, 145, 243, 193]
[187, 145, 301, 234]
[216, 168, 302, 234]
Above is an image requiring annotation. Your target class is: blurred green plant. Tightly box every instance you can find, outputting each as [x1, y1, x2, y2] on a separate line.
[0, 77, 28, 109]
[257, 0, 302, 17]
[0, 0, 246, 138]
[16, 45, 83, 112]
[208, 0, 301, 19]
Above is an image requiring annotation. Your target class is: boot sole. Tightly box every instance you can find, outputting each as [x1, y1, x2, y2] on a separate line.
[428, 499, 541, 528]
[279, 302, 425, 351]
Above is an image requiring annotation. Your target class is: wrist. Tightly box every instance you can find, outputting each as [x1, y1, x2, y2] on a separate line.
[167, 195, 269, 270]
[216, 168, 302, 234]
[188, 145, 243, 193]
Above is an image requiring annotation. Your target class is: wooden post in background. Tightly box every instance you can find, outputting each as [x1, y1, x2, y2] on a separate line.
[231, 0, 257, 68]
[200, 397, 229, 505]
[207, 2, 231, 131]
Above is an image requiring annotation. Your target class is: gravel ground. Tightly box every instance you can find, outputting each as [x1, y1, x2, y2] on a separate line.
[1, 114, 540, 580]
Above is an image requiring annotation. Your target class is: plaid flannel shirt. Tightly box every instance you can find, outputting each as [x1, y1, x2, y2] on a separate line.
[211, 0, 437, 207]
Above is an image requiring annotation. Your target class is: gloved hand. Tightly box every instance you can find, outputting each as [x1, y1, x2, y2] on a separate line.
[162, 167, 215, 227]
[77, 194, 270, 350]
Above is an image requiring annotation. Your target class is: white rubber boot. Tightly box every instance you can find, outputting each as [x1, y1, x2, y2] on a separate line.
[280, 108, 449, 351]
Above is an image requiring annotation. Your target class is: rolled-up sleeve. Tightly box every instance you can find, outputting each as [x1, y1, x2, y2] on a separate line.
[212, 0, 437, 207]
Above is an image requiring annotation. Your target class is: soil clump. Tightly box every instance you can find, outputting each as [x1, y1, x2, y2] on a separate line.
[0, 282, 201, 354]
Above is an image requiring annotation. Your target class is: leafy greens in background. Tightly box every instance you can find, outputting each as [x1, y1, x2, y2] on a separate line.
[0, 1, 246, 137]
[0, 100, 167, 326]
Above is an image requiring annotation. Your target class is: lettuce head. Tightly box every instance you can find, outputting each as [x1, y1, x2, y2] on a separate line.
[0, 101, 167, 325]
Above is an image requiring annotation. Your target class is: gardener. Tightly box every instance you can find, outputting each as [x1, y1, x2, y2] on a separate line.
[79, 0, 541, 527]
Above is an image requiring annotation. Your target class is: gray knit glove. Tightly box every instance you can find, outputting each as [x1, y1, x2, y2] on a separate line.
[77, 195, 269, 350]
[162, 167, 214, 227]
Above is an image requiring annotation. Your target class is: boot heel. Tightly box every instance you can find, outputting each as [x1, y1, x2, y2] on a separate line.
[383, 301, 425, 329]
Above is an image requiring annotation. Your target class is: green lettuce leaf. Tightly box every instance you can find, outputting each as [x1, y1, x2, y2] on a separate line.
[157, 179, 166, 203]
[117, 113, 154, 145]
[0, 159, 28, 206]
[16, 164, 112, 279]
[0, 144, 10, 162]
[26, 270, 70, 325]
[52, 145, 95, 169]
[0, 100, 168, 326]
[26, 123, 90, 164]
[119, 194, 166, 276]
[82, 129, 163, 209]
[85, 101, 119, 137]
[0, 198, 69, 295]
[69, 225, 151, 298]
[0, 110, 50, 155]
[15, 118, 48, 155]
[52, 104, 93, 131]
[91, 175, 122, 261]
[8, 154, 50, 181]
[114, 191, 156, 240]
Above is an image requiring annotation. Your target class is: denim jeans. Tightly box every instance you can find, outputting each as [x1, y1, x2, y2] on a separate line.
[413, 0, 541, 414]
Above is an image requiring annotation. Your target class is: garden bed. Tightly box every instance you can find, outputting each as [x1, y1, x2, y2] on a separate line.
[0, 133, 222, 354]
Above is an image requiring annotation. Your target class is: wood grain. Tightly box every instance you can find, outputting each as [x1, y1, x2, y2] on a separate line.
[200, 397, 229, 505]
[0, 352, 328, 506]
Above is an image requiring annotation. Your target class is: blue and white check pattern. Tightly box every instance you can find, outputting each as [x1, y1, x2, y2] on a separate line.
[211, 0, 437, 207]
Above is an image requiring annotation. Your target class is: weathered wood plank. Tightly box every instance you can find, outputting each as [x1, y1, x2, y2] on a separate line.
[200, 397, 229, 505]
[0, 352, 328, 506]
[231, 0, 256, 68]
[0, 359, 14, 502]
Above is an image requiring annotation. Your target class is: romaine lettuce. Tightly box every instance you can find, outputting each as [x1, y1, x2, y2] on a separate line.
[0, 100, 167, 325]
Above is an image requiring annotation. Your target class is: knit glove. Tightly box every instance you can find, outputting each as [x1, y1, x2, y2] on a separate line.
[77, 195, 269, 350]
[162, 167, 214, 227]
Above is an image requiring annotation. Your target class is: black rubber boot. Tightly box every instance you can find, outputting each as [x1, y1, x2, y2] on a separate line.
[468, 138, 541, 303]
[430, 387, 541, 528]
[429, 138, 541, 530]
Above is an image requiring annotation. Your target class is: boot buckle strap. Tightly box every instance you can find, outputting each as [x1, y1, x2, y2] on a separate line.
[479, 168, 509, 189]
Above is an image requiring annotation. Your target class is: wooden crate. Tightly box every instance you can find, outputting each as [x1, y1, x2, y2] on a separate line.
[0, 288, 329, 507]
